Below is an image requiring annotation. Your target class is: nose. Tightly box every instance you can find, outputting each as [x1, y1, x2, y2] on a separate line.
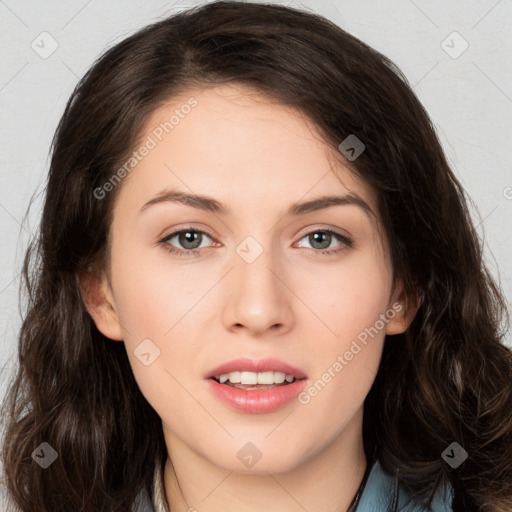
[221, 240, 295, 336]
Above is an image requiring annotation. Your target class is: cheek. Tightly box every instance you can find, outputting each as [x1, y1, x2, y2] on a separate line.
[109, 257, 204, 414]
[110, 241, 208, 340]
[294, 251, 391, 401]
[108, 246, 214, 389]
[299, 250, 393, 343]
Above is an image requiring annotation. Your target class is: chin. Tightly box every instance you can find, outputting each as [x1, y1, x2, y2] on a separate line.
[209, 442, 312, 476]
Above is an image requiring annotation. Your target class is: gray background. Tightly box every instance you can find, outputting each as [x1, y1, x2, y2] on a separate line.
[1, 0, 511, 406]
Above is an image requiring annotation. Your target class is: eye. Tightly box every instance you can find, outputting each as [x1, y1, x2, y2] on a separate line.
[158, 227, 216, 257]
[295, 229, 353, 256]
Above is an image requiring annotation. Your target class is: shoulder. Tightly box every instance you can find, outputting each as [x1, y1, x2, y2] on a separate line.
[356, 459, 454, 512]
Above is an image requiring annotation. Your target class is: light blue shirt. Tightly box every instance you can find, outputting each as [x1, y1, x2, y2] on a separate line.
[356, 459, 454, 511]
[133, 457, 454, 511]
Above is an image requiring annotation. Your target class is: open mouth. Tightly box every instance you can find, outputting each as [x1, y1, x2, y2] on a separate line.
[205, 367, 309, 414]
[210, 371, 305, 390]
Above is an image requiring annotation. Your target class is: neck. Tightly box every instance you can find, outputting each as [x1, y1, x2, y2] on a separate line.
[163, 407, 368, 512]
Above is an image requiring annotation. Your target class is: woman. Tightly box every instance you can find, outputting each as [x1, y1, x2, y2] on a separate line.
[2, 2, 511, 511]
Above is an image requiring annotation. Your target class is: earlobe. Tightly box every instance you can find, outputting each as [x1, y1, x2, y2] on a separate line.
[75, 269, 124, 341]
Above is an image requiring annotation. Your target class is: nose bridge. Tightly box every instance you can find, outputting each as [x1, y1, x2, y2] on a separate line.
[234, 234, 280, 300]
[223, 233, 293, 333]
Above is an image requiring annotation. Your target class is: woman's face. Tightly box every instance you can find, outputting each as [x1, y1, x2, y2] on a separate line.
[87, 83, 409, 473]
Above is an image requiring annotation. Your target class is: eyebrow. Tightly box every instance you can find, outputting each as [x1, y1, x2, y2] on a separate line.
[139, 189, 375, 219]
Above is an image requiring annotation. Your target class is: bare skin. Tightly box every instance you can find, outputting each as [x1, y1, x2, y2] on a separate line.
[80, 83, 418, 512]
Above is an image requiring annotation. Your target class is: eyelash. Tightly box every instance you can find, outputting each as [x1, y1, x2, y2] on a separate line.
[158, 226, 353, 257]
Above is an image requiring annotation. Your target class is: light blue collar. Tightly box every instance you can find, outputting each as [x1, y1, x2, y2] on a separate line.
[356, 459, 453, 511]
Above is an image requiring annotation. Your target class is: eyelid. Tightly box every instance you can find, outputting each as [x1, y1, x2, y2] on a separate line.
[158, 224, 217, 243]
[293, 228, 353, 252]
[159, 228, 217, 250]
[294, 224, 352, 241]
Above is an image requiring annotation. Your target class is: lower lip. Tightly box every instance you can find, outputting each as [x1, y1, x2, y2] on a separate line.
[206, 378, 308, 414]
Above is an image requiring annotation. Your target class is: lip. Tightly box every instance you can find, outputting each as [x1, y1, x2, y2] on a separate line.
[205, 377, 308, 414]
[204, 357, 308, 414]
[205, 357, 308, 380]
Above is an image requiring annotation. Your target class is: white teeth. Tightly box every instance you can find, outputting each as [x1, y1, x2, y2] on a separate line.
[256, 371, 276, 384]
[273, 372, 286, 384]
[240, 371, 258, 385]
[223, 371, 240, 383]
[217, 371, 296, 385]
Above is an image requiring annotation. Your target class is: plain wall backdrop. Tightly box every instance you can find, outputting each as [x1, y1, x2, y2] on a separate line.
[1, 0, 511, 408]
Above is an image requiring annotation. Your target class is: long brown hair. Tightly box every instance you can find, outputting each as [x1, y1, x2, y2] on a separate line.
[2, 2, 511, 510]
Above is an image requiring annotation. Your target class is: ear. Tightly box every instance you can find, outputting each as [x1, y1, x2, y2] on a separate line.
[385, 278, 421, 336]
[76, 268, 124, 341]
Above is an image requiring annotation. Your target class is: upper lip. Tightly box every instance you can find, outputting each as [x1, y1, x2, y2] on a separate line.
[205, 357, 308, 380]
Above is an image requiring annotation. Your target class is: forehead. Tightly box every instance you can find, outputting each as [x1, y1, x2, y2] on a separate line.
[117, 83, 379, 224]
